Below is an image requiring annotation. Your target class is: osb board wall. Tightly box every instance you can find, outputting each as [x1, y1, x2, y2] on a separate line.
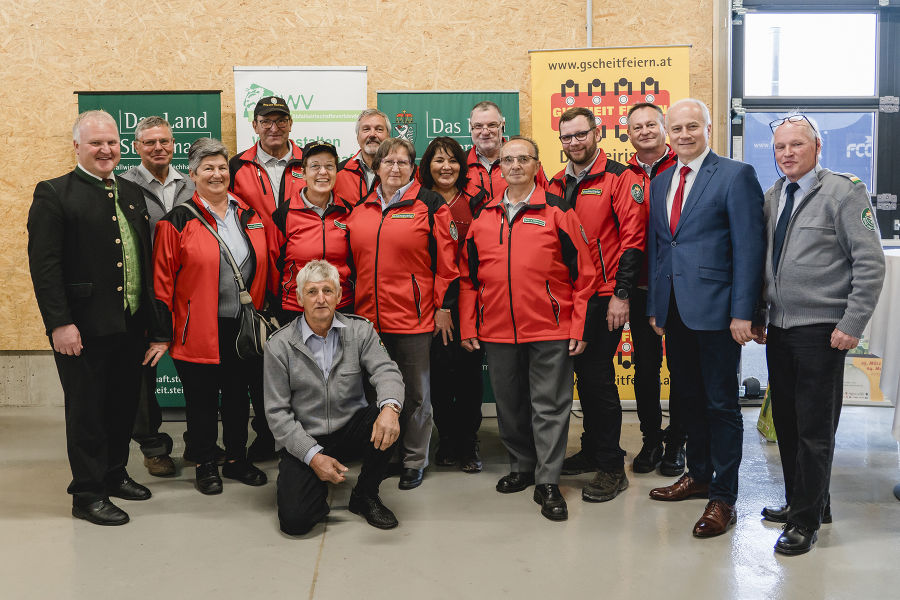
[3, 0, 713, 350]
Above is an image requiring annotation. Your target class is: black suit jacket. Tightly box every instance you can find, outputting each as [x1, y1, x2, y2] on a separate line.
[28, 168, 164, 340]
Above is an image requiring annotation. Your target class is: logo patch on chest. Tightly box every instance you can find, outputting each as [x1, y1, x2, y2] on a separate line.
[333, 220, 347, 230]
[391, 213, 415, 219]
[247, 223, 264, 229]
[523, 217, 546, 226]
[581, 188, 603, 196]
[631, 183, 644, 204]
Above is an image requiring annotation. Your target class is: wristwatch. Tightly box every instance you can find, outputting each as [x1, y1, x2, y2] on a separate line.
[614, 288, 630, 300]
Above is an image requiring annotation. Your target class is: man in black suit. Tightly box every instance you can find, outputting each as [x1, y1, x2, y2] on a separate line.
[28, 110, 167, 526]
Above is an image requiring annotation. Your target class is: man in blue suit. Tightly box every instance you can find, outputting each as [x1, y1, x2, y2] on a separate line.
[644, 99, 765, 538]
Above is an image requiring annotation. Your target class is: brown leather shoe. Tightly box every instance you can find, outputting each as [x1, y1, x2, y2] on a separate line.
[649, 474, 709, 501]
[692, 500, 737, 537]
[144, 455, 176, 477]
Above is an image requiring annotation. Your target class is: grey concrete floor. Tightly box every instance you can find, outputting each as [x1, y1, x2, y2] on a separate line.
[1, 406, 899, 600]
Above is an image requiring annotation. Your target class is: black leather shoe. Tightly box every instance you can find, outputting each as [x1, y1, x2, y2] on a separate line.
[496, 472, 535, 494]
[348, 489, 398, 529]
[223, 459, 267, 486]
[632, 439, 664, 473]
[72, 499, 130, 526]
[775, 523, 818, 555]
[533, 484, 568, 521]
[659, 442, 686, 477]
[761, 504, 832, 524]
[106, 476, 152, 501]
[398, 468, 424, 490]
[196, 462, 223, 495]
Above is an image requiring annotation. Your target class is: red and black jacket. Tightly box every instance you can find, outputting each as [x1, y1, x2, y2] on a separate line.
[626, 145, 676, 287]
[153, 194, 268, 364]
[462, 147, 549, 205]
[344, 181, 460, 335]
[459, 188, 596, 344]
[334, 152, 378, 206]
[228, 141, 305, 236]
[548, 151, 645, 298]
[269, 193, 355, 313]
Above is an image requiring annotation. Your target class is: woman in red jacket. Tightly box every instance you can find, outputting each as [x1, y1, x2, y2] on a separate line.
[419, 136, 486, 473]
[344, 138, 460, 490]
[153, 138, 269, 495]
[269, 141, 354, 323]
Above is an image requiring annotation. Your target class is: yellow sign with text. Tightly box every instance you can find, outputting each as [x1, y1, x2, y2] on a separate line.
[530, 45, 691, 177]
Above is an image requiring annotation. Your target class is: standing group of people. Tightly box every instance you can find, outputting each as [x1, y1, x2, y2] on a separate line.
[28, 95, 884, 556]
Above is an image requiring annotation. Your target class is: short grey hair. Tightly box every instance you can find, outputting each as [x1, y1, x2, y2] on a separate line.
[502, 135, 540, 161]
[134, 116, 172, 141]
[188, 137, 229, 173]
[666, 98, 711, 128]
[372, 138, 416, 171]
[73, 110, 117, 143]
[295, 260, 341, 300]
[355, 109, 389, 135]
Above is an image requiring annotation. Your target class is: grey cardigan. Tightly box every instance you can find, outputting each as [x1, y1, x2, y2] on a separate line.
[763, 168, 885, 338]
[263, 312, 405, 461]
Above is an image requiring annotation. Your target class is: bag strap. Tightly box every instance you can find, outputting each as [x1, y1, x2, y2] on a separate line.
[183, 201, 253, 305]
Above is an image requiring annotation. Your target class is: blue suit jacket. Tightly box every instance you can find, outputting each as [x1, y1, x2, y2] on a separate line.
[646, 151, 765, 330]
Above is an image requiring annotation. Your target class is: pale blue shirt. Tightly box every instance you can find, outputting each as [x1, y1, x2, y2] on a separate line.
[776, 165, 821, 222]
[376, 180, 415, 211]
[298, 314, 400, 464]
[257, 143, 292, 201]
[502, 184, 537, 221]
[136, 163, 183, 211]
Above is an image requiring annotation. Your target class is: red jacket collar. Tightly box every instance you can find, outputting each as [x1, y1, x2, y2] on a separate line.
[627, 144, 675, 170]
[237, 140, 303, 164]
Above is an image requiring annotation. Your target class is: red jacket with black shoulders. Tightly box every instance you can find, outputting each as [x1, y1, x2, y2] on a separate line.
[334, 151, 378, 206]
[462, 147, 549, 205]
[626, 145, 676, 287]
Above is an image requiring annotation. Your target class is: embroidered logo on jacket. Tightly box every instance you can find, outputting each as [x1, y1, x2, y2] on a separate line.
[391, 213, 415, 219]
[247, 223, 264, 229]
[861, 207, 876, 231]
[523, 217, 546, 226]
[631, 184, 644, 204]
[334, 220, 347, 230]
[581, 188, 603, 196]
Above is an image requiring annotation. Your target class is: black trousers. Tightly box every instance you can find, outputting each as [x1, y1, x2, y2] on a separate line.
[173, 318, 263, 464]
[573, 295, 626, 471]
[429, 312, 484, 449]
[132, 363, 174, 458]
[276, 403, 392, 535]
[630, 288, 685, 445]
[53, 311, 145, 506]
[664, 293, 743, 505]
[767, 323, 847, 531]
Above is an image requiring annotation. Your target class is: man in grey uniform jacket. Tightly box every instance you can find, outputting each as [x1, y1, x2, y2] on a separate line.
[120, 116, 195, 477]
[264, 260, 405, 535]
[755, 114, 885, 555]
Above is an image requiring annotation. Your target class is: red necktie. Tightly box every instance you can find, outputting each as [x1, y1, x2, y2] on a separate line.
[669, 165, 691, 235]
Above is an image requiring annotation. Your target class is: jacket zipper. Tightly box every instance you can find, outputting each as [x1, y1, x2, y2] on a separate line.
[181, 299, 191, 344]
[373, 208, 387, 331]
[596, 238, 608, 282]
[546, 280, 560, 326]
[411, 274, 422, 321]
[505, 210, 519, 343]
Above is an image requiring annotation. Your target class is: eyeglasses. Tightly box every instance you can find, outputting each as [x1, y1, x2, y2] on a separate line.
[768, 114, 818, 136]
[500, 155, 537, 166]
[381, 159, 412, 169]
[559, 128, 594, 144]
[471, 122, 502, 132]
[256, 117, 291, 129]
[139, 138, 173, 148]
[305, 163, 337, 173]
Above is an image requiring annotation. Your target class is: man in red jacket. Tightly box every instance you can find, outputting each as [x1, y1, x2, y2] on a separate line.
[334, 109, 390, 205]
[460, 137, 596, 521]
[624, 102, 684, 477]
[548, 107, 645, 504]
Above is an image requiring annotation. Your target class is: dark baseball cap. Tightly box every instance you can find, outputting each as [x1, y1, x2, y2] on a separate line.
[302, 140, 339, 163]
[254, 96, 291, 117]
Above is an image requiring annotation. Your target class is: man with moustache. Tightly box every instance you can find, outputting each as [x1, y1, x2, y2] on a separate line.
[229, 96, 303, 461]
[623, 103, 685, 477]
[645, 99, 765, 538]
[28, 110, 166, 525]
[758, 114, 883, 555]
[464, 101, 547, 202]
[335, 109, 390, 204]
[120, 116, 194, 477]
[547, 106, 645, 504]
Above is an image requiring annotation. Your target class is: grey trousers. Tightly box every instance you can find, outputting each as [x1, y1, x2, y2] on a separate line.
[483, 340, 573, 484]
[380, 332, 433, 469]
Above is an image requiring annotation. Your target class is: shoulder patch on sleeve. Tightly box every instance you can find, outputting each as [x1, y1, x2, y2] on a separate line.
[861, 207, 876, 231]
[342, 313, 372, 324]
[834, 172, 864, 185]
[630, 183, 644, 204]
[449, 220, 459, 241]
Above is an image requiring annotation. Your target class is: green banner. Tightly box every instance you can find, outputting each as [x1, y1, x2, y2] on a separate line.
[76, 91, 222, 176]
[376, 91, 519, 163]
[76, 91, 222, 407]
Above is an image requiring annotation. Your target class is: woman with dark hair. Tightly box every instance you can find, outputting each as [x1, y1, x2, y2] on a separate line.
[153, 138, 269, 495]
[420, 136, 487, 473]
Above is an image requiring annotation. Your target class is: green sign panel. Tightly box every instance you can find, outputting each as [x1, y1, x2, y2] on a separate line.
[76, 91, 222, 176]
[376, 91, 519, 163]
[76, 91, 222, 407]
